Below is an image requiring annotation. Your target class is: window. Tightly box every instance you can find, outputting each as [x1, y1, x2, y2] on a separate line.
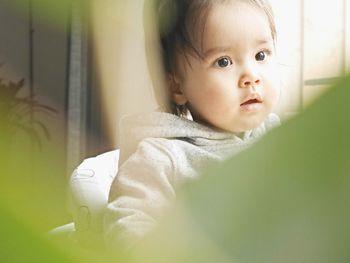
[270, 0, 350, 116]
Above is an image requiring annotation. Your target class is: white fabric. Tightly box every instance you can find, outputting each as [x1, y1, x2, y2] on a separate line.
[69, 150, 119, 248]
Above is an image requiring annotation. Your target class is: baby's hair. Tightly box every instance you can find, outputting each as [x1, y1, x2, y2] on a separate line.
[146, 0, 277, 116]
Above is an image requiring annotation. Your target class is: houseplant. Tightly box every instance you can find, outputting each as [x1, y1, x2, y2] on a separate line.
[0, 75, 57, 150]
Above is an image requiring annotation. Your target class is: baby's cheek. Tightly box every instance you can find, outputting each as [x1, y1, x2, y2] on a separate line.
[266, 69, 280, 93]
[275, 84, 282, 103]
[265, 63, 280, 83]
[269, 84, 280, 110]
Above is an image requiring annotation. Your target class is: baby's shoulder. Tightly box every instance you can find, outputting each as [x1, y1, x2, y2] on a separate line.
[119, 137, 191, 179]
[135, 137, 205, 181]
[140, 136, 209, 164]
[137, 137, 196, 160]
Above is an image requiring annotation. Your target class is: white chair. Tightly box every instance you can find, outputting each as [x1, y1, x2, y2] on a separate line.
[50, 150, 119, 249]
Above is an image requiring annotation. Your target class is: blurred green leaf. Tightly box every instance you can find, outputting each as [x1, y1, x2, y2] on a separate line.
[0, 205, 73, 263]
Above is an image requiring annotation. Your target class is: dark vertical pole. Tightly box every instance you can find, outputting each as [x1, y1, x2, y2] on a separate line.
[28, 0, 35, 161]
[64, 0, 73, 177]
[28, 0, 34, 121]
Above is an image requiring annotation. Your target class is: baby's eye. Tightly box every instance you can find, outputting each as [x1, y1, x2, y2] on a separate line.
[255, 50, 269, 61]
[215, 57, 232, 68]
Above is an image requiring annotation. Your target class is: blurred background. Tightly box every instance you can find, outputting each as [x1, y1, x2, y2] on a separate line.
[0, 0, 349, 229]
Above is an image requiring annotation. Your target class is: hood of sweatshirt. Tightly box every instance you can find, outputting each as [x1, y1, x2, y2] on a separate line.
[118, 111, 280, 167]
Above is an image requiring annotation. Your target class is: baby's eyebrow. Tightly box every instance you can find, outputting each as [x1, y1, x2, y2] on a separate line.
[202, 46, 232, 58]
[255, 39, 274, 46]
[203, 39, 273, 57]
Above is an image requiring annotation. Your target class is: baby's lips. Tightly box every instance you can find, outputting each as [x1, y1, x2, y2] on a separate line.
[240, 93, 263, 106]
[240, 98, 261, 106]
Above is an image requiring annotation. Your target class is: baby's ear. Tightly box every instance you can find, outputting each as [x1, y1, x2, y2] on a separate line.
[167, 74, 188, 105]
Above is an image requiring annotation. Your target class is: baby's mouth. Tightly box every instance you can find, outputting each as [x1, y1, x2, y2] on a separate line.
[240, 93, 263, 111]
[240, 98, 262, 106]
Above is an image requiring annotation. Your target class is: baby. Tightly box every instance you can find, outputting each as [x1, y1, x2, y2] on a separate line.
[104, 0, 281, 246]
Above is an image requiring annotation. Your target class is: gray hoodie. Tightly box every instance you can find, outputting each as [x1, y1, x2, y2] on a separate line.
[104, 111, 280, 245]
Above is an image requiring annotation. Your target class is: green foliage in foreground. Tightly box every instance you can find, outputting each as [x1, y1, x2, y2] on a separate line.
[1, 75, 350, 262]
[0, 206, 72, 263]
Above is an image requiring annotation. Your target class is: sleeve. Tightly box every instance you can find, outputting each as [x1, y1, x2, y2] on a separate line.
[103, 139, 176, 247]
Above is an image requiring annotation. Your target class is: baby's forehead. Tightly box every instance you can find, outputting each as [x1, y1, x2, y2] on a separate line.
[197, 1, 273, 52]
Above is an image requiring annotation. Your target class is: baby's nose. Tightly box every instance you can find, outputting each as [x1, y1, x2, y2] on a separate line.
[239, 75, 261, 88]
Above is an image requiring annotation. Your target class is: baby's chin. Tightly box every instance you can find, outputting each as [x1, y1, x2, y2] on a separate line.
[199, 114, 268, 134]
[225, 117, 267, 133]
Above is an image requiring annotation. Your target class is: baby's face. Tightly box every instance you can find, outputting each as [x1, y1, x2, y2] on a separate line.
[174, 1, 279, 133]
